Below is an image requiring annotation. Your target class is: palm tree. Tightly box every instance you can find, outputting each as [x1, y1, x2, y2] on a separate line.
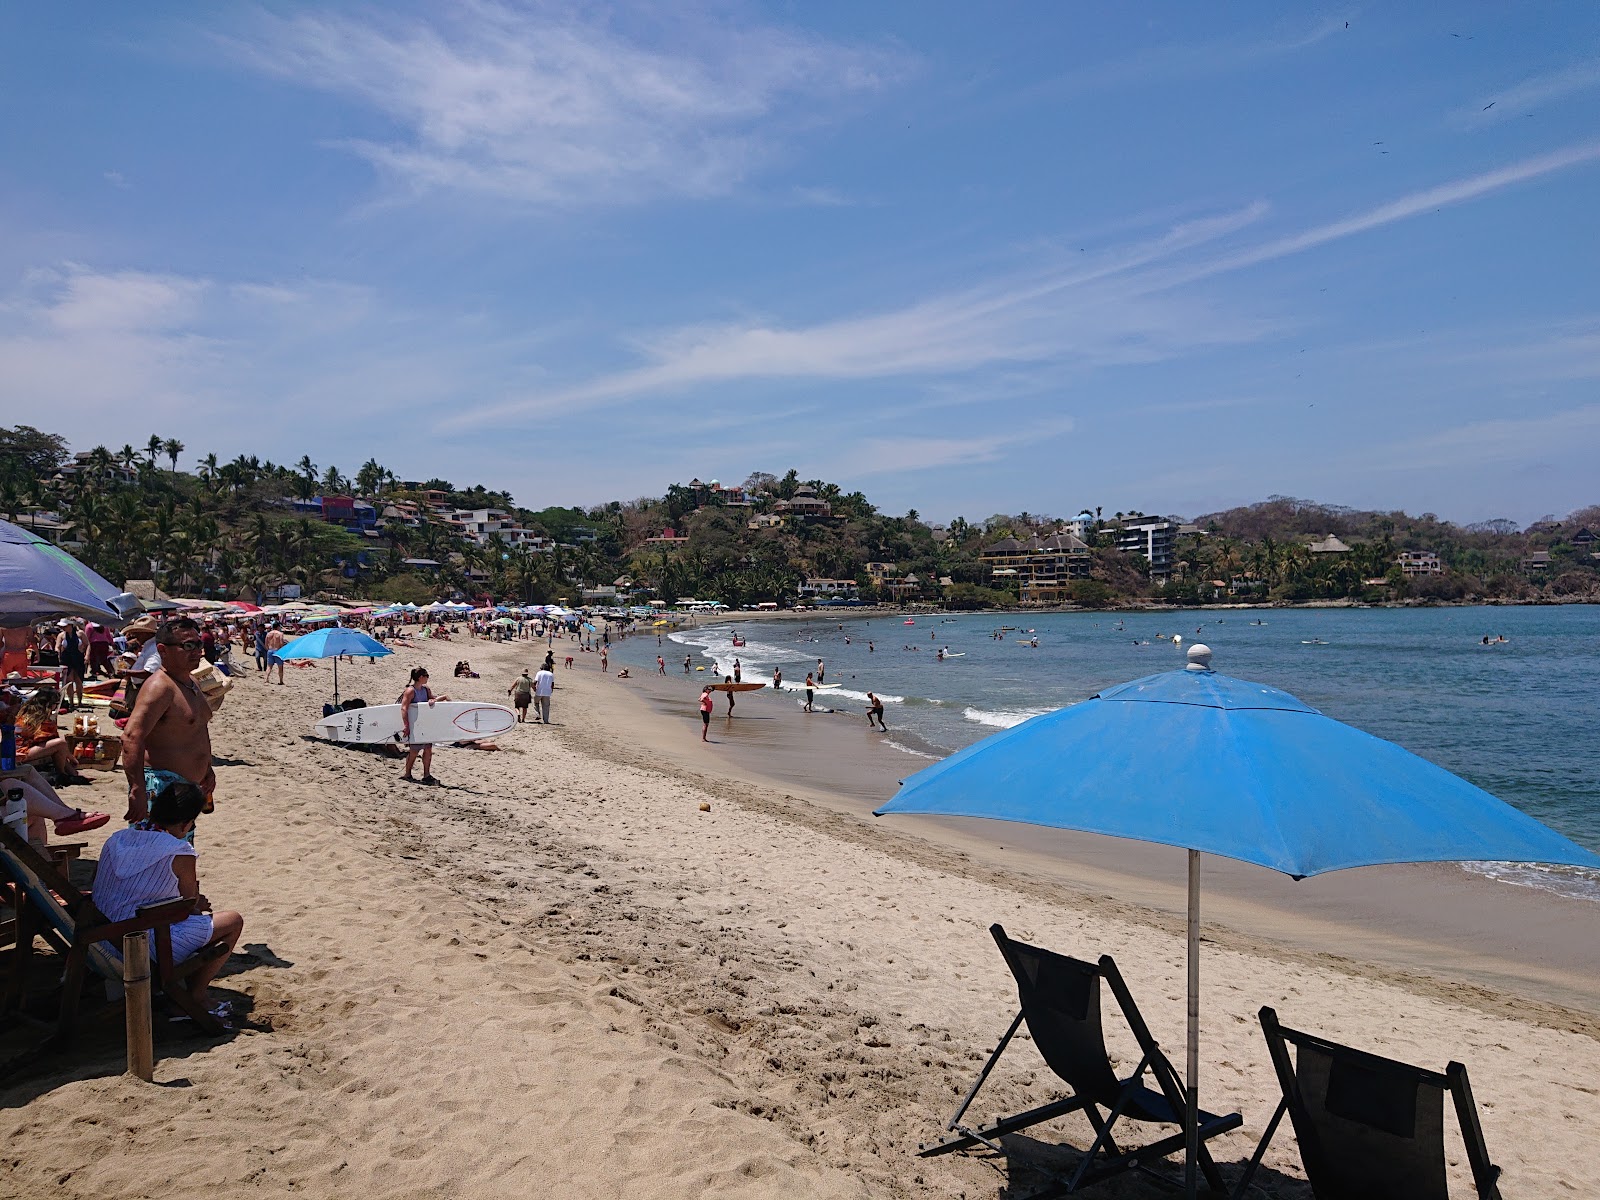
[355, 458, 385, 496]
[162, 438, 184, 474]
[197, 452, 220, 490]
[118, 444, 139, 473]
[85, 445, 116, 484]
[145, 435, 164, 468]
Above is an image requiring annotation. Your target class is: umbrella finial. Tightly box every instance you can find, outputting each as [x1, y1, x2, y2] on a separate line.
[1185, 644, 1212, 671]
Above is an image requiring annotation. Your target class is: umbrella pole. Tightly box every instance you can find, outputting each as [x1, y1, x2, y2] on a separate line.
[1185, 848, 1200, 1199]
[333, 658, 340, 708]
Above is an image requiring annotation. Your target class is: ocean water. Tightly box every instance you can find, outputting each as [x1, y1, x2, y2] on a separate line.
[624, 605, 1600, 899]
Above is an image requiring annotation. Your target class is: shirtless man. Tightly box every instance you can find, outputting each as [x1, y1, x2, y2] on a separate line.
[121, 618, 215, 823]
[265, 624, 292, 685]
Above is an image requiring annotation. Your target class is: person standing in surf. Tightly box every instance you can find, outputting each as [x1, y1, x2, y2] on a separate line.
[723, 676, 737, 714]
[866, 692, 887, 731]
[817, 658, 825, 683]
[803, 673, 815, 712]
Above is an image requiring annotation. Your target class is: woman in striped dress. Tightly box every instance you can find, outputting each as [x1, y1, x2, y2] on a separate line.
[94, 779, 244, 1013]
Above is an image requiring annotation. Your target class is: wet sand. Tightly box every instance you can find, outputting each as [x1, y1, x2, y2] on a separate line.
[604, 629, 1600, 1018]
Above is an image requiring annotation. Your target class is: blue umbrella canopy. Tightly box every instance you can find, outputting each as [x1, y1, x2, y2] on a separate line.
[876, 646, 1600, 1198]
[0, 519, 143, 628]
[876, 656, 1600, 878]
[275, 626, 392, 706]
[276, 627, 391, 661]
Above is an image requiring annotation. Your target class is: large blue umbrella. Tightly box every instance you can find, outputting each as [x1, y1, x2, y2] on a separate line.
[876, 645, 1600, 1196]
[276, 626, 392, 706]
[0, 519, 142, 628]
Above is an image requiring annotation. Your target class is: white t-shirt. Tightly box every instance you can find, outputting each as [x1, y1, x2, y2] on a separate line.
[533, 669, 554, 698]
[132, 640, 161, 672]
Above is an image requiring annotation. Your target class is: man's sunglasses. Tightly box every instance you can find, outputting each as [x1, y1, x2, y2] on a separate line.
[166, 640, 205, 652]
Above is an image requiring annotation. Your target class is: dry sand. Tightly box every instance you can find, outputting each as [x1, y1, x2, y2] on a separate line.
[3, 630, 1597, 1198]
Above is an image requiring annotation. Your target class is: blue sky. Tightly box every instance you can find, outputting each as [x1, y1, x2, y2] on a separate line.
[2, 3, 1597, 525]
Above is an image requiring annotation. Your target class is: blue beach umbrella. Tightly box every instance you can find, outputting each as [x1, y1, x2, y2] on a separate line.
[0, 519, 142, 628]
[276, 626, 392, 706]
[875, 644, 1600, 1197]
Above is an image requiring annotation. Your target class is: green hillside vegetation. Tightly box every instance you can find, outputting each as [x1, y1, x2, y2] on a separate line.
[2, 425, 1596, 608]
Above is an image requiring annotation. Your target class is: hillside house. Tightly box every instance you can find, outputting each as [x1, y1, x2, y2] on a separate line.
[1397, 550, 1443, 576]
[773, 485, 832, 520]
[980, 532, 1092, 603]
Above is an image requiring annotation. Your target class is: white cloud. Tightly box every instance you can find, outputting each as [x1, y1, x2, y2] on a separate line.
[224, 2, 910, 206]
[0, 265, 398, 430]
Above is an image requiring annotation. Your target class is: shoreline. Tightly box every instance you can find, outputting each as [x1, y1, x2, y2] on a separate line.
[595, 624, 1600, 1020]
[706, 596, 1600, 622]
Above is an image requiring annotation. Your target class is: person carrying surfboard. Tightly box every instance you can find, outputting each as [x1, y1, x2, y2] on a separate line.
[723, 676, 737, 714]
[399, 668, 449, 785]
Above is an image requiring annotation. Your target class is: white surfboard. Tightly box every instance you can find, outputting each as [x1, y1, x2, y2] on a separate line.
[313, 701, 518, 744]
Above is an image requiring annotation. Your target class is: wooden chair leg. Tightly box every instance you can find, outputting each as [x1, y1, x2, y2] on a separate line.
[154, 926, 223, 1035]
[56, 943, 88, 1042]
[4, 899, 37, 1014]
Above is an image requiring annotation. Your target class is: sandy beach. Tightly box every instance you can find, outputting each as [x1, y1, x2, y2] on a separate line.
[4, 629, 1598, 1198]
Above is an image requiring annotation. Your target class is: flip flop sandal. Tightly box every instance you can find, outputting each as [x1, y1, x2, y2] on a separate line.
[54, 810, 110, 835]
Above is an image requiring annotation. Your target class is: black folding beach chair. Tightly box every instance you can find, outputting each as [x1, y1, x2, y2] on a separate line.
[920, 924, 1242, 1194]
[1232, 1007, 1502, 1200]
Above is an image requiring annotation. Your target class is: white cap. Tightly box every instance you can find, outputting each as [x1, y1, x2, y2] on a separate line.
[1186, 644, 1213, 671]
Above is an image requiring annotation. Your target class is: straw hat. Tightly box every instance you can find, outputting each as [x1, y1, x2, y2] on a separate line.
[124, 615, 160, 637]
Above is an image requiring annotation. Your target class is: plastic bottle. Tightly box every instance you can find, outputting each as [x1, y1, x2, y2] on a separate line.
[2, 784, 27, 842]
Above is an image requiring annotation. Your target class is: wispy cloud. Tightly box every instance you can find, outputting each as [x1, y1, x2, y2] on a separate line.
[223, 2, 911, 206]
[1167, 140, 1600, 284]
[836, 420, 1076, 478]
[447, 139, 1600, 425]
[448, 202, 1276, 423]
[1367, 406, 1600, 473]
[998, 15, 1347, 107]
[1457, 56, 1600, 123]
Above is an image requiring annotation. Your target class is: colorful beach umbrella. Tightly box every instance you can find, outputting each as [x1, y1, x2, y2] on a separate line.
[875, 644, 1600, 1197]
[0, 519, 143, 628]
[276, 626, 392, 706]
